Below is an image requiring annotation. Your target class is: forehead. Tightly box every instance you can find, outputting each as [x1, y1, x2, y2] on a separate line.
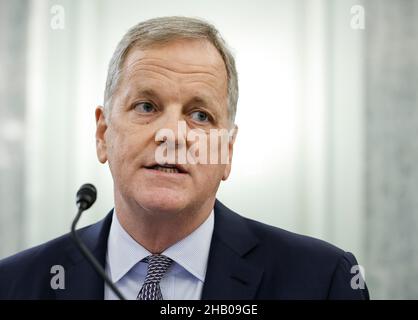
[119, 38, 228, 99]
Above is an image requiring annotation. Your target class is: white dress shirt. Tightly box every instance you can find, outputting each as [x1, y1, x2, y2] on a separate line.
[104, 209, 214, 300]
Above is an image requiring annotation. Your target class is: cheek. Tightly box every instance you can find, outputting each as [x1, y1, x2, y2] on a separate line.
[106, 129, 143, 172]
[195, 164, 226, 186]
[107, 133, 128, 164]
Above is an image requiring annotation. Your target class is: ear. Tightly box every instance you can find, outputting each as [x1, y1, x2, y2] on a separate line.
[222, 124, 238, 181]
[95, 106, 108, 164]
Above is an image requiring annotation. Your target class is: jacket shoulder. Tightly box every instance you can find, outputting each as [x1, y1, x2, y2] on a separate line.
[0, 231, 75, 299]
[0, 214, 108, 299]
[0, 232, 72, 269]
[243, 216, 346, 259]
[239, 215, 368, 299]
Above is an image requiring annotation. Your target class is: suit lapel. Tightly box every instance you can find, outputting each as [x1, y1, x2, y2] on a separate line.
[201, 200, 264, 299]
[54, 211, 114, 299]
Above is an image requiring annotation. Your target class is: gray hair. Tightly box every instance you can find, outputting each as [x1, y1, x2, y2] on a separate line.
[103, 16, 239, 124]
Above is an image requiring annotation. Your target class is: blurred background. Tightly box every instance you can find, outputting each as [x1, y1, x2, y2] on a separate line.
[0, 0, 417, 299]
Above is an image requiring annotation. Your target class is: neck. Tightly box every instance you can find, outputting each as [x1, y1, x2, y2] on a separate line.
[114, 195, 215, 254]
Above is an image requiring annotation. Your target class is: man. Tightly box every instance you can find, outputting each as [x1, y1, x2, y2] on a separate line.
[0, 16, 369, 300]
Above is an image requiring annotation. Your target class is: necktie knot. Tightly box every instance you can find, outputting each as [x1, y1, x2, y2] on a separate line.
[137, 254, 173, 300]
[143, 254, 173, 283]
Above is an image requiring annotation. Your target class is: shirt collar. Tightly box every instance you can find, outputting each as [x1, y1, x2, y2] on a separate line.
[106, 208, 214, 283]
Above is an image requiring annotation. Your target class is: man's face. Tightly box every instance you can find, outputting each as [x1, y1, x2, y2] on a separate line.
[95, 38, 236, 215]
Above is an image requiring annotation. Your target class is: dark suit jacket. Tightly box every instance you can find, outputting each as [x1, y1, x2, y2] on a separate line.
[0, 199, 369, 299]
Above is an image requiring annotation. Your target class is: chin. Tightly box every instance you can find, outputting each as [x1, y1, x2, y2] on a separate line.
[135, 188, 190, 215]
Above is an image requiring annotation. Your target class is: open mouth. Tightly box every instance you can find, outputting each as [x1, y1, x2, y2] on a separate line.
[145, 164, 187, 174]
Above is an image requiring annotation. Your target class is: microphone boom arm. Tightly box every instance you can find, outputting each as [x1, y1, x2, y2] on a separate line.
[71, 196, 126, 300]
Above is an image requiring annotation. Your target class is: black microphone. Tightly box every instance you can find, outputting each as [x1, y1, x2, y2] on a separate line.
[71, 183, 126, 300]
[76, 183, 97, 210]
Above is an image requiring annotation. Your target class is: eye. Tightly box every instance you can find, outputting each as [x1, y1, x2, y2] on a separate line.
[190, 110, 210, 123]
[134, 102, 156, 114]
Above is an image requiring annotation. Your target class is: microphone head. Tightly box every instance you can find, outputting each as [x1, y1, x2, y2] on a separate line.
[76, 183, 97, 210]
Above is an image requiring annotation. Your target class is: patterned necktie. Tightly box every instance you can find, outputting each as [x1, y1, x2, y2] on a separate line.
[137, 254, 173, 300]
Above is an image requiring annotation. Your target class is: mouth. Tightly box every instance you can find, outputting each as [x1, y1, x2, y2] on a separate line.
[144, 163, 188, 174]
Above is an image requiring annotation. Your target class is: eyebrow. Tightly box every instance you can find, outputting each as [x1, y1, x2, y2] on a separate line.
[185, 96, 210, 107]
[137, 88, 213, 108]
[136, 88, 159, 99]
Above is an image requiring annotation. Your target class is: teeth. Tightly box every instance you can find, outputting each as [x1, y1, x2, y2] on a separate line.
[153, 165, 180, 173]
